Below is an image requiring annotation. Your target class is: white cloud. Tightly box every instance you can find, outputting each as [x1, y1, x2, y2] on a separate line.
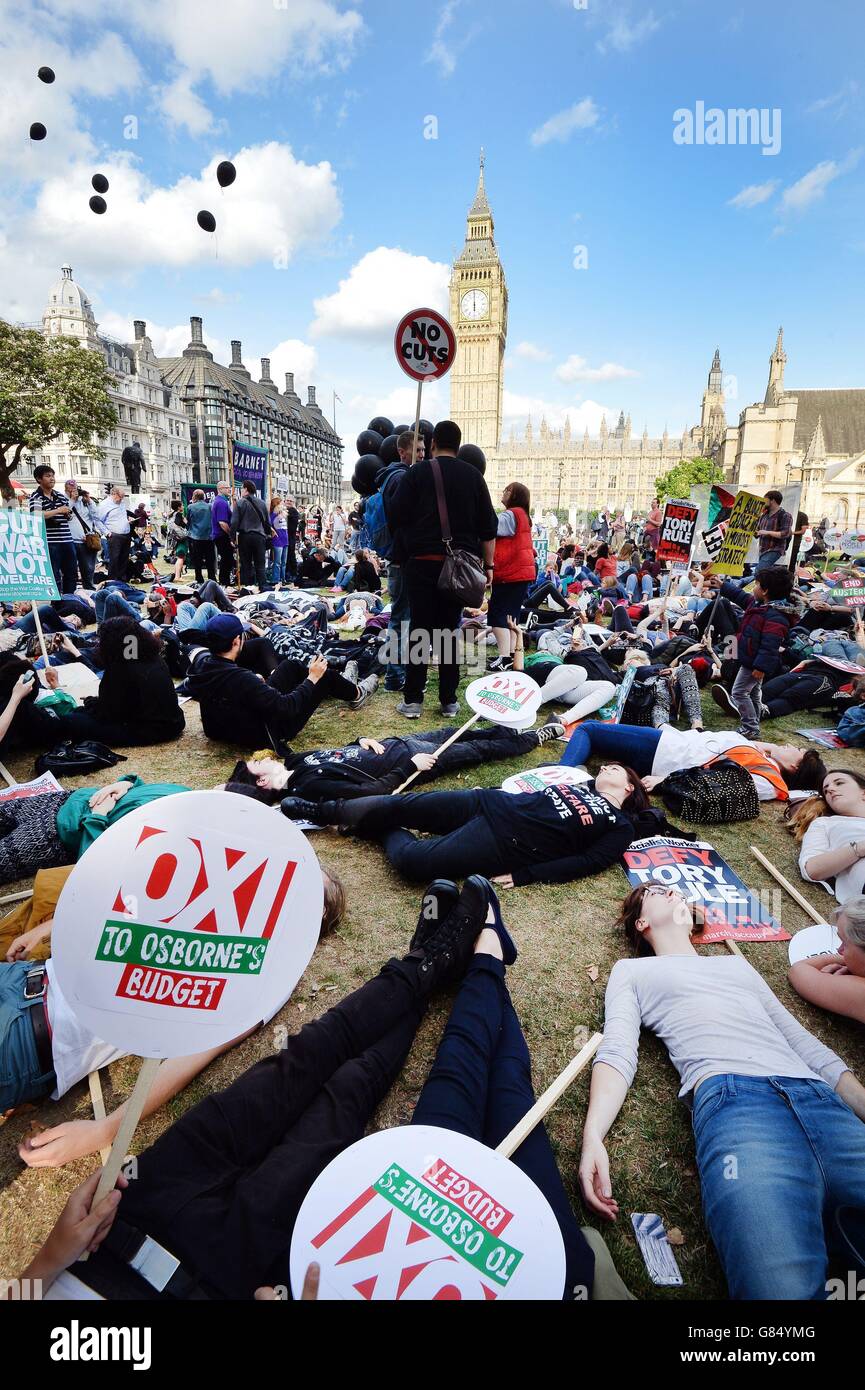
[263, 339, 319, 396]
[97, 310, 229, 361]
[530, 98, 600, 148]
[158, 74, 215, 136]
[778, 149, 862, 215]
[806, 81, 858, 117]
[514, 341, 552, 362]
[727, 180, 779, 209]
[425, 0, 479, 79]
[596, 9, 661, 55]
[555, 355, 638, 383]
[310, 247, 450, 340]
[502, 392, 619, 437]
[58, 0, 363, 114]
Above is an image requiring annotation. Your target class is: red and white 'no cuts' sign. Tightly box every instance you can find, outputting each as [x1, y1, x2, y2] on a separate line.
[394, 307, 457, 382]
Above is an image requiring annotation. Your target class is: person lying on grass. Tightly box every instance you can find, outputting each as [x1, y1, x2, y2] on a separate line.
[788, 896, 865, 1027]
[579, 882, 865, 1300]
[280, 761, 668, 887]
[5, 879, 599, 1301]
[793, 769, 865, 906]
[226, 719, 565, 804]
[3, 863, 345, 1170]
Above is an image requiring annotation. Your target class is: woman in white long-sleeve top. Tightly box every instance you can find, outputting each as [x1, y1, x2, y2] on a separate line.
[578, 883, 865, 1300]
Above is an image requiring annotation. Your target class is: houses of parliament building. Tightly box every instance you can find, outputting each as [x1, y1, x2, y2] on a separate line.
[449, 157, 865, 524]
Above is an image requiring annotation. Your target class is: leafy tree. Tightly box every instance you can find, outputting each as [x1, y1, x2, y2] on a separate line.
[655, 456, 724, 505]
[0, 321, 117, 499]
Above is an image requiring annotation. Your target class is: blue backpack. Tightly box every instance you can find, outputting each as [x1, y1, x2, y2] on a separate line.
[837, 705, 865, 747]
[359, 489, 392, 559]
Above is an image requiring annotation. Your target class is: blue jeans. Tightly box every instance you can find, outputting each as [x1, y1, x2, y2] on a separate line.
[93, 589, 141, 624]
[625, 573, 652, 601]
[559, 719, 661, 772]
[268, 547, 287, 584]
[694, 1073, 865, 1300]
[758, 549, 783, 569]
[333, 563, 353, 588]
[412, 954, 595, 1299]
[48, 541, 78, 596]
[12, 605, 69, 635]
[176, 600, 220, 631]
[385, 563, 411, 687]
[0, 963, 56, 1110]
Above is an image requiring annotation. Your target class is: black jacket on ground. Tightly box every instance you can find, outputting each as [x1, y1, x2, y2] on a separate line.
[388, 454, 498, 560]
[186, 652, 316, 747]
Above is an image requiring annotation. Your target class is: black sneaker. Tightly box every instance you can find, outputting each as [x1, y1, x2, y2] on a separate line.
[280, 796, 331, 824]
[410, 880, 460, 950]
[487, 655, 513, 673]
[536, 721, 565, 746]
[412, 876, 491, 992]
[711, 684, 739, 718]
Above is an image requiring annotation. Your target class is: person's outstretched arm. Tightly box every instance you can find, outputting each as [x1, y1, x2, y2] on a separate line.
[6, 1170, 126, 1296]
[579, 1063, 631, 1221]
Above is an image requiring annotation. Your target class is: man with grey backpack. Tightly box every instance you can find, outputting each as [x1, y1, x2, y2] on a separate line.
[388, 420, 498, 717]
[230, 481, 275, 590]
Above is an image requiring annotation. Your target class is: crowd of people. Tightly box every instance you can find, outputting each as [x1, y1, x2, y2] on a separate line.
[2, 433, 864, 1303]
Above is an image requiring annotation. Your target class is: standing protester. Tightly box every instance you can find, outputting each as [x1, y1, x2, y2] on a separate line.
[388, 420, 498, 718]
[380, 430, 425, 691]
[64, 479, 100, 589]
[211, 481, 235, 585]
[788, 509, 811, 572]
[284, 494, 300, 580]
[231, 481, 273, 590]
[28, 466, 78, 595]
[755, 489, 793, 568]
[710, 566, 798, 739]
[186, 489, 215, 582]
[268, 499, 288, 584]
[643, 498, 662, 551]
[489, 482, 535, 670]
[95, 485, 132, 582]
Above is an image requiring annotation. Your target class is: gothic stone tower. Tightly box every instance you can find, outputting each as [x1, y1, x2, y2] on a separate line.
[699, 347, 727, 454]
[449, 151, 508, 451]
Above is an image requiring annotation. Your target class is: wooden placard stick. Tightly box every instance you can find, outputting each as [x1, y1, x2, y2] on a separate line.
[750, 846, 825, 925]
[0, 761, 17, 787]
[496, 1032, 603, 1158]
[0, 889, 34, 908]
[724, 938, 745, 958]
[29, 602, 52, 669]
[81, 1056, 162, 1250]
[88, 1069, 111, 1165]
[410, 380, 423, 466]
[391, 712, 481, 795]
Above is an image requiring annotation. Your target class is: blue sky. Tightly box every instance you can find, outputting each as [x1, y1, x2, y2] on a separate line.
[2, 0, 863, 470]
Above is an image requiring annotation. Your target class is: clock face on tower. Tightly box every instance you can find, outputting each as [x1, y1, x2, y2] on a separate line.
[460, 288, 489, 320]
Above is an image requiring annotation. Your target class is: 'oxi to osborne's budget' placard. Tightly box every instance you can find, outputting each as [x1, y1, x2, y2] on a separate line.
[465, 672, 542, 729]
[290, 1126, 567, 1301]
[51, 791, 323, 1057]
[501, 764, 591, 794]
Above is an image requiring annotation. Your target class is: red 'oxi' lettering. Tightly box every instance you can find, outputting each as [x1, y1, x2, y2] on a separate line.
[116, 963, 226, 1010]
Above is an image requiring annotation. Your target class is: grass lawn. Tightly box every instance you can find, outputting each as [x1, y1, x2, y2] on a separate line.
[1, 594, 864, 1299]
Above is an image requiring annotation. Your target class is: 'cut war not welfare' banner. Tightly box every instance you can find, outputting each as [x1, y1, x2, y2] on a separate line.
[0, 510, 60, 603]
[622, 836, 789, 943]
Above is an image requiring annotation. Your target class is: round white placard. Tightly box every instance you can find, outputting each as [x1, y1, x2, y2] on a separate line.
[787, 922, 842, 965]
[290, 1125, 566, 1301]
[51, 791, 323, 1057]
[501, 764, 591, 794]
[465, 672, 542, 728]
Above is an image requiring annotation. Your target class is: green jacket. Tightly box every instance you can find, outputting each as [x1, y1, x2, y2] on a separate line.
[56, 775, 188, 858]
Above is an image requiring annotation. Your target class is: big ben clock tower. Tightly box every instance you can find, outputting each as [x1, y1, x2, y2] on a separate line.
[449, 150, 507, 451]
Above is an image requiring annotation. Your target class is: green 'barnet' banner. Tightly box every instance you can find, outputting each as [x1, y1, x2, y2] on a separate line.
[0, 510, 61, 603]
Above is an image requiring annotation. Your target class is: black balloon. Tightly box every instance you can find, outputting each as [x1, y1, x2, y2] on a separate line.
[458, 443, 486, 474]
[351, 467, 376, 498]
[393, 424, 411, 436]
[356, 429, 383, 456]
[37, 66, 55, 83]
[378, 433, 400, 464]
[197, 210, 216, 233]
[216, 160, 237, 188]
[368, 415, 394, 438]
[354, 453, 382, 492]
[418, 418, 434, 438]
[91, 173, 109, 194]
[88, 195, 107, 215]
[29, 122, 47, 141]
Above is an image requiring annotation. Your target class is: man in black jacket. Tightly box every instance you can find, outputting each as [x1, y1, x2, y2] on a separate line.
[388, 420, 498, 717]
[185, 614, 375, 748]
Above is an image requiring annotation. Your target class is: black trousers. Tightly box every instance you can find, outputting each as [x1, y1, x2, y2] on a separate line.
[523, 581, 569, 614]
[189, 538, 215, 582]
[238, 533, 268, 588]
[403, 558, 466, 705]
[285, 533, 299, 577]
[86, 956, 429, 1299]
[695, 596, 741, 641]
[107, 532, 131, 581]
[762, 669, 842, 718]
[214, 532, 235, 586]
[403, 725, 539, 778]
[342, 788, 515, 882]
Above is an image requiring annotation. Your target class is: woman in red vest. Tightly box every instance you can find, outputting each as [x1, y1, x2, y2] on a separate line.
[489, 482, 536, 670]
